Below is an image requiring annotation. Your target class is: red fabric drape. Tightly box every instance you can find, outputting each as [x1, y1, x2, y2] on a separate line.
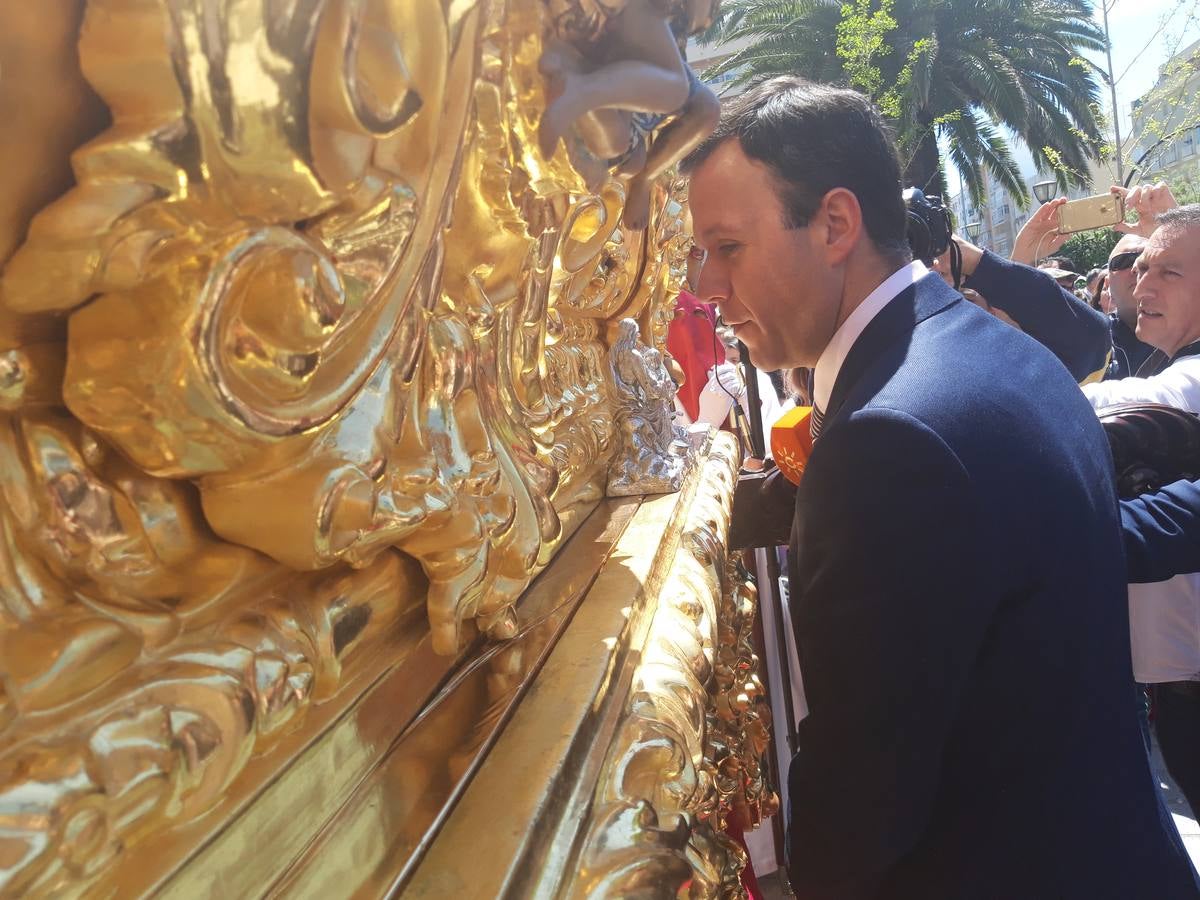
[666, 290, 719, 421]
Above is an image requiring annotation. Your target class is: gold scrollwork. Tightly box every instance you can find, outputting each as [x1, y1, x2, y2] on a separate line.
[0, 0, 708, 892]
[570, 435, 769, 899]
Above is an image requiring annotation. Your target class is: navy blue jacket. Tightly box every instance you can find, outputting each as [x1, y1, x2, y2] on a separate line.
[964, 250, 1112, 383]
[785, 273, 1198, 899]
[1109, 315, 1157, 380]
[1124, 478, 1200, 584]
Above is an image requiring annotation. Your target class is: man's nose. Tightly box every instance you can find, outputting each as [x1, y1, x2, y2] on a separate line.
[696, 261, 728, 305]
[1133, 274, 1152, 302]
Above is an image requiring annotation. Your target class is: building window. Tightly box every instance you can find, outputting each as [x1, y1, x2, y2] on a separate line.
[704, 71, 737, 86]
[1183, 131, 1196, 157]
[1163, 141, 1181, 165]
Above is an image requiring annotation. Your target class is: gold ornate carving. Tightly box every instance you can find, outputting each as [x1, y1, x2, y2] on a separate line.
[569, 434, 770, 899]
[0, 0, 720, 893]
[400, 432, 766, 900]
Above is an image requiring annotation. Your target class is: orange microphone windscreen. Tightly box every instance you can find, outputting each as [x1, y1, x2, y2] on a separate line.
[770, 405, 814, 485]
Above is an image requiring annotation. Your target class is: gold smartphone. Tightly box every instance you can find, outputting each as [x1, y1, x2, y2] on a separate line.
[1056, 193, 1125, 234]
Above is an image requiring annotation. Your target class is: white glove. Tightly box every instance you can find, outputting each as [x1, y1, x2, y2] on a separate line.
[706, 362, 746, 398]
[696, 363, 745, 427]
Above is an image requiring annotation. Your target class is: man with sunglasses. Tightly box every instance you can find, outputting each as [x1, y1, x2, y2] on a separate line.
[1104, 236, 1156, 379]
[1012, 185, 1176, 380]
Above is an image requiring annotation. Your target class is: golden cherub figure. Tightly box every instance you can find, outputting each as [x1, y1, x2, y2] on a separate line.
[539, 0, 721, 230]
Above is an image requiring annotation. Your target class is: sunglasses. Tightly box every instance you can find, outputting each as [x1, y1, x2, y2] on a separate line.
[1108, 250, 1141, 272]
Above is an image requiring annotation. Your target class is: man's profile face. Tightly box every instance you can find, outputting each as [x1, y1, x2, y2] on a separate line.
[1133, 223, 1200, 356]
[688, 140, 838, 371]
[1107, 234, 1147, 323]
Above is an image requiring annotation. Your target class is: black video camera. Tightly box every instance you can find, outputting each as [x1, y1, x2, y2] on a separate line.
[904, 187, 954, 266]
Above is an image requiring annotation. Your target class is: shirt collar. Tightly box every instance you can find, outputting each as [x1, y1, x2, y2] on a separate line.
[812, 260, 928, 411]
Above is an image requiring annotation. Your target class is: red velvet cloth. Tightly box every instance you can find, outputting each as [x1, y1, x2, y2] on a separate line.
[666, 290, 719, 422]
[727, 823, 764, 899]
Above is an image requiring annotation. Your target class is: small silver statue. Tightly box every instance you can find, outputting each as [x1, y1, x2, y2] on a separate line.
[607, 318, 688, 496]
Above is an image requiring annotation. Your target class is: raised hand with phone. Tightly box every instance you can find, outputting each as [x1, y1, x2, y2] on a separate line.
[1112, 181, 1180, 238]
[1012, 181, 1180, 266]
[1011, 196, 1070, 265]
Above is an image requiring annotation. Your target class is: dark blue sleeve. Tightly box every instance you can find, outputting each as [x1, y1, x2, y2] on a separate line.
[1121, 479, 1200, 584]
[965, 250, 1112, 383]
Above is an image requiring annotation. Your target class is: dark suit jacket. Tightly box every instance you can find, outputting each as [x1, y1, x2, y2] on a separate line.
[785, 273, 1198, 899]
[1124, 478, 1200, 584]
[1109, 315, 1158, 380]
[964, 250, 1112, 383]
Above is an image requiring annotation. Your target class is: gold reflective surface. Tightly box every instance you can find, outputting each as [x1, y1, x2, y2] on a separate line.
[406, 432, 766, 899]
[0, 0, 758, 896]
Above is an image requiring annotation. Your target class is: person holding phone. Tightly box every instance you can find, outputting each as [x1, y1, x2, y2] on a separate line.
[1013, 183, 1178, 379]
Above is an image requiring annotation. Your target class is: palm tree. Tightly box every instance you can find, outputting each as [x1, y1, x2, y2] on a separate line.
[701, 0, 1107, 207]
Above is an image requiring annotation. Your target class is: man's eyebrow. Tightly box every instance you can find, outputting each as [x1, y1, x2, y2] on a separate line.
[699, 221, 742, 241]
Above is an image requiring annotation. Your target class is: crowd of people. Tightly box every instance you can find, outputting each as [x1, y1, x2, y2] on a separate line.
[666, 75, 1200, 897]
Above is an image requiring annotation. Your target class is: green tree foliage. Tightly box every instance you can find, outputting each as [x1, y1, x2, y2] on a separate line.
[1166, 171, 1200, 205]
[702, 0, 1107, 205]
[1059, 228, 1120, 272]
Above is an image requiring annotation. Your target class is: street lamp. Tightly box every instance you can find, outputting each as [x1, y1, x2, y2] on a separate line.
[1032, 180, 1058, 204]
[965, 222, 982, 241]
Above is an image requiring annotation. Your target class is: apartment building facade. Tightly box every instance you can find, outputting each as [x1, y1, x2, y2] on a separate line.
[1128, 38, 1200, 187]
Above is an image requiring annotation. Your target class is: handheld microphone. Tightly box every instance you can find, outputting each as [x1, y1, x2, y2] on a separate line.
[740, 341, 767, 459]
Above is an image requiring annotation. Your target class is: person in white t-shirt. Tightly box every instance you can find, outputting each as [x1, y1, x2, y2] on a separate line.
[1082, 203, 1200, 817]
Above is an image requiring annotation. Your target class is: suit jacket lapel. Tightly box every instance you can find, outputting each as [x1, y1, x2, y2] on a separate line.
[824, 273, 961, 423]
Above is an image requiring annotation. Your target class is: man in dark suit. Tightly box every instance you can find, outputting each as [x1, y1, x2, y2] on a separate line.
[683, 77, 1199, 898]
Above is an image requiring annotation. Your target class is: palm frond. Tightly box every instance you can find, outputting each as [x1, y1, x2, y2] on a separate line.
[702, 0, 1106, 199]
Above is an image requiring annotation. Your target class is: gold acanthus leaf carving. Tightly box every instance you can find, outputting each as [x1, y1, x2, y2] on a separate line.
[0, 0, 718, 891]
[570, 433, 767, 899]
[0, 0, 592, 656]
[0, 550, 422, 897]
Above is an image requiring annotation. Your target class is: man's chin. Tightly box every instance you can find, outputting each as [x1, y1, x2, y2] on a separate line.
[1134, 319, 1163, 349]
[740, 344, 774, 370]
[738, 338, 801, 372]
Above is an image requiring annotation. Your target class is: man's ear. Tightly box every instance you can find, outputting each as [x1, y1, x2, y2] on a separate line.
[816, 187, 864, 265]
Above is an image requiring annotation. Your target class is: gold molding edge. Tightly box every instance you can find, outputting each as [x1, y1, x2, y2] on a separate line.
[566, 431, 758, 899]
[257, 495, 641, 900]
[401, 430, 764, 899]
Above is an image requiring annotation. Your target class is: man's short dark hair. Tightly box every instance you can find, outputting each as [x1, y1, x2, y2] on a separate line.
[1156, 203, 1200, 230]
[681, 76, 910, 260]
[1043, 256, 1076, 273]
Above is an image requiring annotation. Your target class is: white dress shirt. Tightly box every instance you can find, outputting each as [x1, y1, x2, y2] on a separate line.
[1083, 356, 1200, 683]
[812, 261, 929, 411]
